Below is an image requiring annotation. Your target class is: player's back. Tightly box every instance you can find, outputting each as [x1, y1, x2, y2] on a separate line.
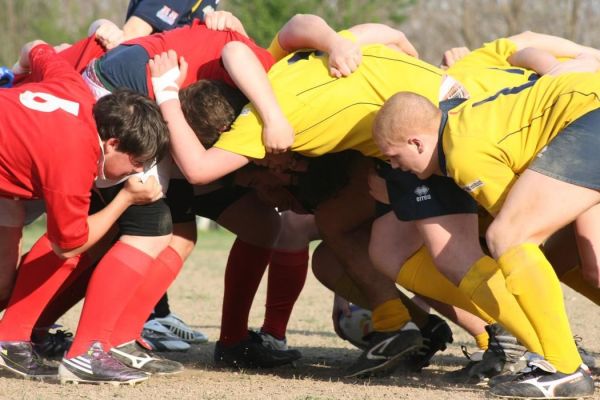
[446, 71, 600, 174]
[265, 44, 444, 158]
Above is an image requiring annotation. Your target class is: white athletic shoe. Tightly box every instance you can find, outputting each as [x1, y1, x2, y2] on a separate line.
[141, 320, 190, 352]
[153, 314, 208, 344]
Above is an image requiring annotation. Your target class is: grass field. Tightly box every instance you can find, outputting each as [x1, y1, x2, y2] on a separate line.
[1, 224, 598, 399]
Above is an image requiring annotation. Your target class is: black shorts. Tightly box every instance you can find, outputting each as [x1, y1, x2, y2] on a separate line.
[376, 162, 477, 221]
[191, 185, 251, 221]
[165, 179, 196, 224]
[530, 108, 600, 189]
[97, 184, 173, 236]
[165, 178, 250, 224]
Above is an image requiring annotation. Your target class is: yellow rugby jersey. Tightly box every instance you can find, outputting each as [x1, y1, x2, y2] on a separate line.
[447, 38, 540, 98]
[441, 72, 600, 215]
[215, 39, 444, 159]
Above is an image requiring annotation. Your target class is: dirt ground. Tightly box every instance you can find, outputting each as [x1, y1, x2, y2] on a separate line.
[1, 229, 598, 400]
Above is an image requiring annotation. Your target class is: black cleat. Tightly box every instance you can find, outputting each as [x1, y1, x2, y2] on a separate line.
[444, 323, 527, 385]
[405, 314, 453, 372]
[59, 342, 148, 385]
[490, 359, 595, 399]
[345, 321, 423, 378]
[214, 330, 301, 369]
[32, 328, 73, 360]
[0, 340, 58, 379]
[110, 340, 184, 375]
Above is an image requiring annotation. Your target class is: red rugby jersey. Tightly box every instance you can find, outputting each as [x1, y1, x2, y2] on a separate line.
[0, 44, 99, 249]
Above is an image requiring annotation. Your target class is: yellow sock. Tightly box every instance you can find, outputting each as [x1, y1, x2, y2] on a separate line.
[499, 244, 581, 373]
[459, 255, 543, 355]
[475, 331, 489, 351]
[333, 274, 428, 326]
[396, 246, 495, 324]
[372, 299, 410, 332]
[560, 266, 600, 306]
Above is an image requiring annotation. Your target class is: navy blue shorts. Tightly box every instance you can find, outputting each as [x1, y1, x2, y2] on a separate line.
[376, 162, 477, 221]
[126, 0, 219, 31]
[530, 108, 600, 189]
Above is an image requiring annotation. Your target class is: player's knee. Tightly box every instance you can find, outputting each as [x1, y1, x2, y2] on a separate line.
[485, 219, 516, 259]
[311, 244, 329, 286]
[581, 264, 600, 288]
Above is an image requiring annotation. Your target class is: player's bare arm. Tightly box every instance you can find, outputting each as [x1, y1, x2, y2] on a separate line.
[276, 14, 362, 77]
[348, 23, 418, 57]
[52, 175, 162, 259]
[220, 41, 294, 154]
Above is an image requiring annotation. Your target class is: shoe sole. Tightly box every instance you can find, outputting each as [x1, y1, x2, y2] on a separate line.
[490, 394, 595, 399]
[58, 365, 149, 386]
[0, 354, 57, 381]
[109, 349, 184, 376]
[344, 343, 423, 378]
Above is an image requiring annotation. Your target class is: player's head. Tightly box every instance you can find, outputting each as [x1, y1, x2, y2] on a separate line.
[94, 89, 169, 179]
[373, 92, 441, 179]
[179, 79, 248, 148]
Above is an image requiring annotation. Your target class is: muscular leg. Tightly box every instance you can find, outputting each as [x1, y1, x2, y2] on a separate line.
[314, 157, 404, 320]
[0, 226, 22, 310]
[486, 169, 600, 373]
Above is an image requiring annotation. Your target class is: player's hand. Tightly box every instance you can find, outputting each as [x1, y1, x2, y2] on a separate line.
[53, 43, 72, 53]
[440, 46, 470, 69]
[328, 36, 362, 78]
[204, 11, 245, 34]
[262, 113, 295, 154]
[332, 294, 352, 339]
[14, 40, 47, 73]
[95, 21, 125, 50]
[149, 50, 188, 105]
[122, 175, 163, 205]
[368, 169, 390, 204]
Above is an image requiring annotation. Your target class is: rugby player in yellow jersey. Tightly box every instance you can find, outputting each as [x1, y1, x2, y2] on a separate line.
[150, 16, 600, 377]
[373, 72, 600, 398]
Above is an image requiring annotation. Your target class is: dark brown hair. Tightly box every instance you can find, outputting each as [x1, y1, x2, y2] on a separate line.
[179, 80, 248, 148]
[93, 88, 169, 163]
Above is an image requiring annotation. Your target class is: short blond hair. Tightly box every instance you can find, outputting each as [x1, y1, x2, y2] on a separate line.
[373, 92, 440, 146]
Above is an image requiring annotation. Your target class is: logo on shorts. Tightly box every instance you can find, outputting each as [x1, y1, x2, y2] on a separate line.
[536, 146, 548, 158]
[414, 186, 432, 202]
[462, 179, 484, 192]
[156, 5, 179, 25]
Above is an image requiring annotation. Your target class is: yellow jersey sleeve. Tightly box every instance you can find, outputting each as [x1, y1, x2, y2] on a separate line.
[449, 38, 518, 69]
[447, 38, 536, 98]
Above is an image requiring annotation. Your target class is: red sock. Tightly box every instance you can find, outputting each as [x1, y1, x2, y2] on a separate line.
[0, 235, 80, 341]
[110, 246, 183, 346]
[262, 248, 309, 339]
[219, 238, 272, 346]
[67, 241, 153, 357]
[33, 253, 95, 332]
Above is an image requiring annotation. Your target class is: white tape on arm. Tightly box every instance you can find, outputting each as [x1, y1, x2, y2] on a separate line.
[151, 66, 181, 105]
